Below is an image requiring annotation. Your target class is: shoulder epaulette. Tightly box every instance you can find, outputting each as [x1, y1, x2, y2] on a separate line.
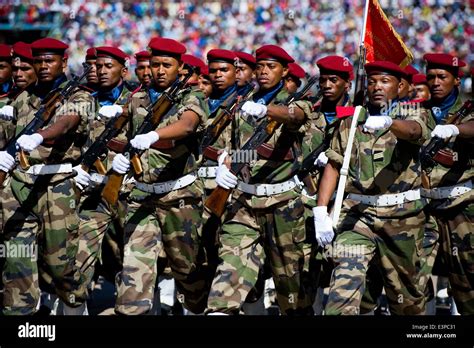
[131, 84, 143, 96]
[77, 84, 95, 93]
[336, 106, 355, 119]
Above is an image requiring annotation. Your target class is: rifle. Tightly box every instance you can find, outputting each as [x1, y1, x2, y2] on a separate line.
[200, 82, 257, 151]
[205, 75, 319, 217]
[297, 138, 331, 196]
[353, 45, 367, 107]
[0, 63, 92, 187]
[101, 66, 195, 205]
[420, 100, 473, 171]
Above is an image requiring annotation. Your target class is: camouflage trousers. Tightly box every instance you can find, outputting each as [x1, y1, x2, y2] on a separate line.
[432, 201, 474, 315]
[115, 181, 209, 315]
[206, 189, 313, 315]
[0, 175, 81, 315]
[325, 207, 426, 315]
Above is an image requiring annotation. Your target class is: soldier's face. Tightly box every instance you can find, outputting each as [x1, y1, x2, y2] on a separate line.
[33, 54, 66, 82]
[235, 63, 254, 87]
[284, 76, 299, 94]
[255, 60, 287, 91]
[399, 77, 410, 99]
[85, 58, 98, 84]
[178, 67, 199, 85]
[209, 62, 236, 92]
[319, 74, 350, 103]
[198, 75, 212, 98]
[150, 56, 181, 89]
[0, 60, 12, 84]
[12, 60, 37, 89]
[426, 68, 460, 101]
[135, 60, 152, 86]
[96, 57, 126, 90]
[367, 74, 401, 108]
[414, 84, 430, 101]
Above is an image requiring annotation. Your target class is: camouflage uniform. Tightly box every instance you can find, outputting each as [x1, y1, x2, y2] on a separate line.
[115, 84, 209, 315]
[0, 77, 94, 314]
[0, 84, 17, 150]
[206, 86, 313, 315]
[324, 102, 429, 315]
[422, 92, 474, 314]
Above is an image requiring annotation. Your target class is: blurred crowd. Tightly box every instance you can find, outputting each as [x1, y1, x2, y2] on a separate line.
[0, 0, 472, 84]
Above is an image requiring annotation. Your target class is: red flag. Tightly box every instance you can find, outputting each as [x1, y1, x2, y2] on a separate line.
[364, 0, 413, 68]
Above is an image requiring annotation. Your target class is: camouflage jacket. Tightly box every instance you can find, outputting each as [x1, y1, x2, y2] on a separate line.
[423, 93, 474, 210]
[326, 100, 430, 217]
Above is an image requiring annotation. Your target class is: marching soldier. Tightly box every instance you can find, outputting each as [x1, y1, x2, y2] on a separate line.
[285, 62, 305, 94]
[235, 51, 256, 88]
[198, 65, 212, 98]
[0, 44, 13, 149]
[399, 65, 419, 101]
[180, 54, 206, 85]
[0, 38, 94, 315]
[85, 47, 98, 91]
[413, 74, 431, 101]
[134, 50, 152, 88]
[315, 61, 429, 315]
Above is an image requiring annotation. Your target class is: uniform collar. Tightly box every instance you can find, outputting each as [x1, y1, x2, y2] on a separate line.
[430, 88, 459, 124]
[0, 80, 12, 94]
[253, 81, 284, 105]
[34, 74, 68, 100]
[93, 82, 124, 106]
[208, 84, 237, 114]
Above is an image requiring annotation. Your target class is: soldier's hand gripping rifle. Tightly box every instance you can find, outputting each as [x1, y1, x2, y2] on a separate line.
[0, 63, 92, 187]
[205, 75, 319, 217]
[101, 65, 195, 205]
[420, 100, 473, 172]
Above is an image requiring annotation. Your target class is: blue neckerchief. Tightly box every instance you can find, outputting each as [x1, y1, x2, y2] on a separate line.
[0, 80, 12, 94]
[35, 74, 68, 100]
[208, 84, 237, 115]
[93, 83, 124, 107]
[431, 88, 458, 124]
[252, 81, 284, 105]
[324, 94, 349, 124]
[148, 86, 162, 104]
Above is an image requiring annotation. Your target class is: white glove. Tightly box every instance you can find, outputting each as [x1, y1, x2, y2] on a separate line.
[312, 206, 335, 247]
[98, 105, 123, 119]
[363, 115, 393, 133]
[72, 164, 91, 190]
[0, 105, 14, 121]
[215, 151, 238, 190]
[16, 133, 43, 152]
[130, 131, 159, 150]
[314, 152, 328, 167]
[0, 151, 15, 172]
[112, 153, 130, 174]
[431, 125, 459, 139]
[241, 101, 267, 120]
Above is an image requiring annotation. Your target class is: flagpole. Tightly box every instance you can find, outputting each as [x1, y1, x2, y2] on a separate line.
[360, 0, 370, 46]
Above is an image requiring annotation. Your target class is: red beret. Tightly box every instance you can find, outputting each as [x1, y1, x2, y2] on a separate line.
[235, 51, 256, 69]
[85, 47, 97, 61]
[207, 49, 237, 64]
[255, 45, 294, 65]
[412, 73, 428, 86]
[135, 50, 151, 62]
[424, 53, 466, 70]
[31, 38, 68, 56]
[365, 61, 407, 80]
[317, 55, 354, 80]
[0, 44, 11, 60]
[201, 65, 209, 77]
[287, 63, 305, 80]
[148, 37, 186, 58]
[95, 46, 129, 65]
[12, 42, 33, 63]
[403, 65, 419, 83]
[182, 54, 205, 73]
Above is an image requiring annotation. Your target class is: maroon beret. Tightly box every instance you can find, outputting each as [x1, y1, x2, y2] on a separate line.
[201, 65, 209, 77]
[403, 65, 419, 83]
[287, 63, 305, 80]
[95, 46, 129, 65]
[207, 49, 237, 64]
[235, 51, 256, 69]
[182, 54, 205, 73]
[317, 55, 354, 80]
[31, 38, 68, 56]
[12, 42, 33, 63]
[424, 53, 466, 70]
[135, 50, 151, 62]
[365, 61, 407, 80]
[85, 47, 97, 61]
[412, 73, 428, 86]
[0, 44, 11, 60]
[148, 37, 186, 58]
[255, 45, 294, 65]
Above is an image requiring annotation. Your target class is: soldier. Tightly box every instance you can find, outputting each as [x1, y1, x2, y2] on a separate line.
[315, 61, 429, 315]
[198, 65, 212, 98]
[134, 50, 152, 88]
[85, 47, 98, 91]
[413, 74, 431, 101]
[111, 37, 209, 315]
[234, 51, 256, 88]
[0, 44, 13, 149]
[285, 62, 305, 94]
[0, 38, 94, 315]
[206, 45, 313, 315]
[421, 53, 474, 315]
[180, 54, 206, 86]
[400, 65, 419, 101]
[61, 46, 133, 315]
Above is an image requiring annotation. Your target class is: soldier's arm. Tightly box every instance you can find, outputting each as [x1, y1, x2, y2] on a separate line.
[455, 120, 474, 138]
[389, 119, 422, 141]
[152, 110, 200, 140]
[317, 160, 339, 206]
[37, 114, 81, 141]
[266, 103, 305, 126]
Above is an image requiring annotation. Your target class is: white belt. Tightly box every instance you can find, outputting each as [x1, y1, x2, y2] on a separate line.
[25, 163, 73, 175]
[302, 188, 317, 200]
[347, 189, 421, 207]
[135, 173, 197, 194]
[236, 178, 298, 197]
[421, 181, 472, 200]
[90, 173, 107, 185]
[198, 166, 218, 178]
